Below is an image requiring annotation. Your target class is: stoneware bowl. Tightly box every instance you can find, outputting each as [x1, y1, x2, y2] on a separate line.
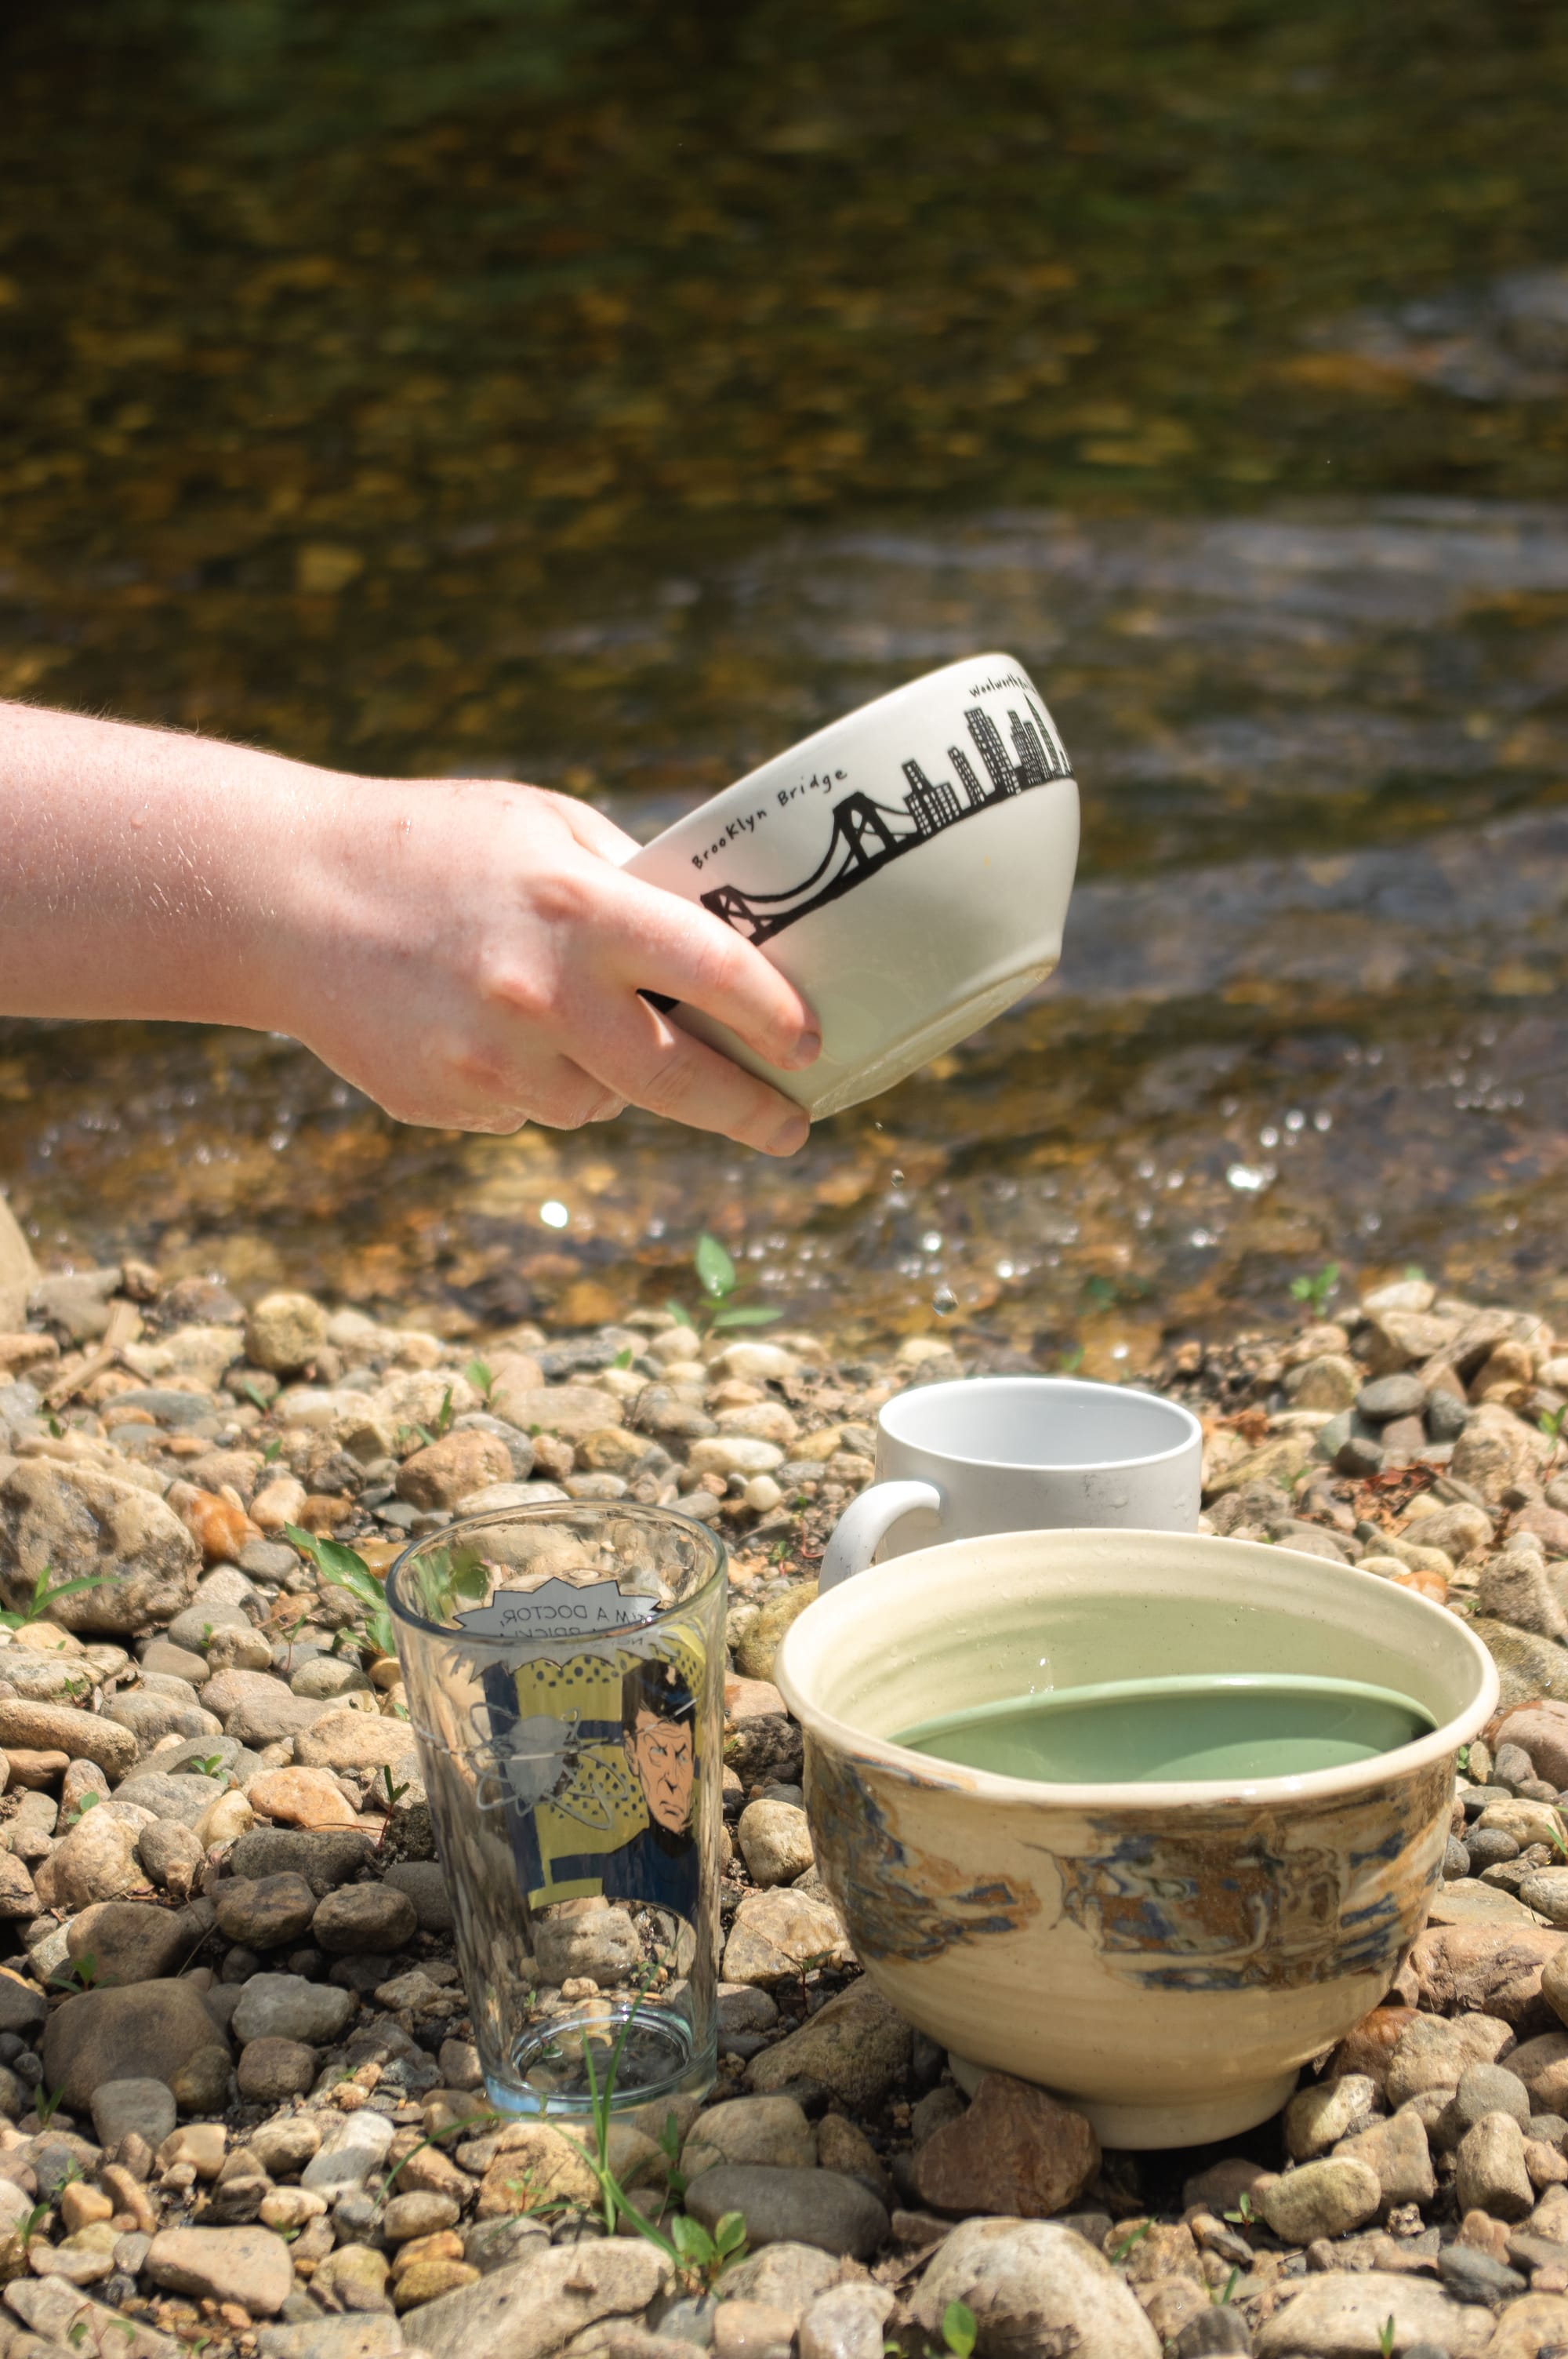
[623, 653, 1080, 1118]
[774, 1528, 1497, 2148]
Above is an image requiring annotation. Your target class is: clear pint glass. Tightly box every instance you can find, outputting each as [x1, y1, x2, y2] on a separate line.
[387, 1503, 725, 2117]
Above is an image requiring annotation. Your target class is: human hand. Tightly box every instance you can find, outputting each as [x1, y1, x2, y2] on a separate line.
[285, 772, 820, 1152]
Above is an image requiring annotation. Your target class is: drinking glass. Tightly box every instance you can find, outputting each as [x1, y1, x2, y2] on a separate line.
[387, 1503, 725, 2118]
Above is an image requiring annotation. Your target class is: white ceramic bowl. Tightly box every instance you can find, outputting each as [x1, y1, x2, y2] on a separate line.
[775, 1528, 1497, 2148]
[624, 654, 1079, 1118]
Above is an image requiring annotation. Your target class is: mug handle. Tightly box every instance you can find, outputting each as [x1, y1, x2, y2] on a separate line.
[818, 1480, 944, 1593]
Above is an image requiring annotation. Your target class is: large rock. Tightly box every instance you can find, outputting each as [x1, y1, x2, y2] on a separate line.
[1256, 2157, 1380, 2243]
[1454, 2109, 1534, 2218]
[147, 2225, 294, 2315]
[912, 2219, 1158, 2359]
[0, 1198, 36, 1332]
[0, 1698, 136, 1779]
[409, 2244, 666, 2359]
[684, 2166, 886, 2259]
[230, 1826, 376, 1895]
[1471, 1619, 1568, 1709]
[912, 2073, 1099, 2219]
[747, 1979, 911, 2110]
[487, 1384, 622, 1442]
[682, 2097, 815, 2177]
[0, 1461, 199, 1633]
[1334, 2107, 1435, 2212]
[42, 1978, 232, 2111]
[1254, 2270, 1492, 2356]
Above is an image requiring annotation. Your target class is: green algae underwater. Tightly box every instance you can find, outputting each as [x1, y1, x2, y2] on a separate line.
[5, 0, 1568, 1352]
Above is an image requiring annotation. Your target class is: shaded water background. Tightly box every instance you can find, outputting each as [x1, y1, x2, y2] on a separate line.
[5, 0, 1568, 1361]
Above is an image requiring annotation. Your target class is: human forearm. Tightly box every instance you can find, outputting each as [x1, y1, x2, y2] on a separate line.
[0, 700, 337, 1030]
[0, 701, 818, 1152]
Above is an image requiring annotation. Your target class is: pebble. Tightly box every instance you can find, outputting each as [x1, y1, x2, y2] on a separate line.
[913, 2219, 1159, 2359]
[216, 1873, 320, 1949]
[313, 1883, 419, 1954]
[911, 2072, 1099, 2219]
[301, 2106, 396, 2191]
[1284, 2074, 1380, 2159]
[42, 1976, 233, 2110]
[682, 2095, 817, 2175]
[1455, 2110, 1536, 2218]
[722, 1888, 849, 1984]
[747, 1979, 912, 2110]
[230, 1971, 357, 2045]
[1255, 2156, 1381, 2242]
[91, 2076, 177, 2150]
[147, 2223, 296, 2314]
[684, 2165, 887, 2259]
[736, 1798, 815, 1886]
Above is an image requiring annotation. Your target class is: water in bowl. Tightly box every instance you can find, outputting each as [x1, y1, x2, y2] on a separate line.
[895, 1672, 1436, 1783]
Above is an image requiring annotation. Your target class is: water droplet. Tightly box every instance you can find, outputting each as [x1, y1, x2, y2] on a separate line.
[932, 1285, 958, 1317]
[540, 1200, 570, 1230]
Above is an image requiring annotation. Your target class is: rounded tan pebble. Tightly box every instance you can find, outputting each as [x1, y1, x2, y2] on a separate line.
[245, 1293, 328, 1378]
[259, 2186, 327, 2231]
[382, 2191, 461, 2243]
[394, 2258, 481, 2307]
[245, 1765, 361, 1830]
[238, 2037, 318, 2101]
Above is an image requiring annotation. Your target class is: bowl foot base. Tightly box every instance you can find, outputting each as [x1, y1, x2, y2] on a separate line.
[948, 2052, 1299, 2150]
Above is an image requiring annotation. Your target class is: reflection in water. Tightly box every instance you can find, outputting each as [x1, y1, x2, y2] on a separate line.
[5, 2, 1568, 1354]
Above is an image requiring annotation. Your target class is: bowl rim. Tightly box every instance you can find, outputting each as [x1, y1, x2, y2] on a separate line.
[623, 650, 1065, 866]
[877, 1373, 1204, 1474]
[773, 1525, 1500, 1808]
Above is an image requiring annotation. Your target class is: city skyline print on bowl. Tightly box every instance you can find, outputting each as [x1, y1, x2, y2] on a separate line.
[698, 689, 1073, 944]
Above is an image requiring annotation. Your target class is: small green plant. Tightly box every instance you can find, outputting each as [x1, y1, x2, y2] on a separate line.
[574, 1983, 749, 2288]
[380, 1765, 410, 1808]
[67, 2324, 87, 2350]
[434, 1386, 456, 1438]
[34, 2085, 65, 2128]
[47, 1945, 96, 1987]
[0, 1564, 113, 1632]
[1457, 1743, 1471, 1776]
[941, 2302, 977, 2359]
[1403, 1263, 1426, 1281]
[47, 1415, 65, 1440]
[283, 1525, 395, 1656]
[1056, 1344, 1085, 1373]
[667, 1234, 782, 1336]
[614, 1347, 634, 1370]
[189, 1752, 227, 1779]
[1109, 2220, 1152, 2264]
[262, 1437, 283, 1464]
[241, 1379, 272, 1413]
[1289, 1261, 1341, 1320]
[1214, 2267, 1240, 2308]
[1541, 1405, 1566, 1443]
[1377, 2318, 1396, 2359]
[65, 1790, 100, 1826]
[464, 1357, 495, 1401]
[1223, 2190, 1254, 2226]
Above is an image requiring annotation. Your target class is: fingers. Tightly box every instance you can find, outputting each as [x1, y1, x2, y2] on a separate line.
[599, 868, 821, 1073]
[568, 994, 810, 1157]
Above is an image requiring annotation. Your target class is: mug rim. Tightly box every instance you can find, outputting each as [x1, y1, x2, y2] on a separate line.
[878, 1374, 1204, 1474]
[775, 1525, 1498, 1809]
[624, 650, 1058, 865]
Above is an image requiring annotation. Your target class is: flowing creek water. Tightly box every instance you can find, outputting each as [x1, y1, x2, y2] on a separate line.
[5, 2, 1568, 1360]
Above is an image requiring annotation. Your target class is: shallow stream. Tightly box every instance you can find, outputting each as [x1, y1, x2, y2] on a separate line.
[5, 2, 1568, 1358]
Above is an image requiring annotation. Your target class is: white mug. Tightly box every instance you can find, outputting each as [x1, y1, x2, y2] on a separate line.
[624, 654, 1080, 1120]
[818, 1375, 1204, 1591]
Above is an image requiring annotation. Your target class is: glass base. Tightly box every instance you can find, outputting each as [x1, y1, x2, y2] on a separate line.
[485, 2000, 717, 2120]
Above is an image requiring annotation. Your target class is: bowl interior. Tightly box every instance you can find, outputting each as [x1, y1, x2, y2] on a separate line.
[776, 1527, 1495, 1799]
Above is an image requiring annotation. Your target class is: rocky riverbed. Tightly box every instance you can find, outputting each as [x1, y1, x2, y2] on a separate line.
[8, 1199, 1568, 2357]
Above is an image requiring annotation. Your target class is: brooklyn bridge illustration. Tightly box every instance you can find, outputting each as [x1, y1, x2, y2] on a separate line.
[699, 695, 1073, 945]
